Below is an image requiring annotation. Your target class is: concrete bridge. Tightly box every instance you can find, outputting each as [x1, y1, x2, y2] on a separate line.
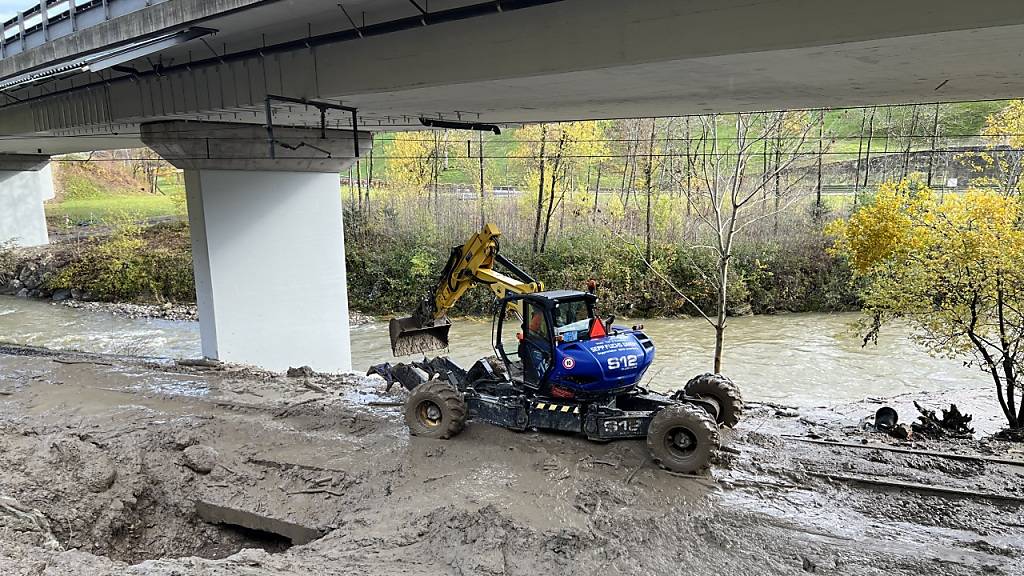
[3, 0, 1024, 372]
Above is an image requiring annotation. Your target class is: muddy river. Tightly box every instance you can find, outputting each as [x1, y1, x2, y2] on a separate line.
[0, 295, 985, 406]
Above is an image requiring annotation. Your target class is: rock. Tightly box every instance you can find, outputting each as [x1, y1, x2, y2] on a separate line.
[172, 430, 202, 450]
[287, 366, 316, 378]
[182, 445, 219, 474]
[51, 288, 73, 302]
[890, 423, 914, 440]
[15, 288, 29, 298]
[17, 264, 35, 285]
[49, 437, 118, 492]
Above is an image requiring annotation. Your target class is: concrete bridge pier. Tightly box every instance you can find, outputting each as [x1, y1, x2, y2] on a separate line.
[0, 155, 54, 247]
[142, 121, 370, 373]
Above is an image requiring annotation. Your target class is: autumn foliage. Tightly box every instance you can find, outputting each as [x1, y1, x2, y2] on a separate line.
[829, 177, 1024, 429]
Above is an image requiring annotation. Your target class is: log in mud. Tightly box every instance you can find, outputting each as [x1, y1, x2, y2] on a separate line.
[0, 345, 1022, 575]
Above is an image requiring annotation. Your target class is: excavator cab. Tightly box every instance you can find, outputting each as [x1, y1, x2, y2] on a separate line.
[493, 291, 631, 396]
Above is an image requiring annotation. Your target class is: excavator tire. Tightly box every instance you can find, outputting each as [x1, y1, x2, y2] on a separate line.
[683, 373, 744, 428]
[404, 379, 467, 440]
[646, 404, 720, 474]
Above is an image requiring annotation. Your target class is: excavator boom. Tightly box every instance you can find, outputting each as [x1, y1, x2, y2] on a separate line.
[389, 223, 543, 356]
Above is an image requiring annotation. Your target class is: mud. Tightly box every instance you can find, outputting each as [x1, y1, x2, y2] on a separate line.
[0, 346, 1022, 575]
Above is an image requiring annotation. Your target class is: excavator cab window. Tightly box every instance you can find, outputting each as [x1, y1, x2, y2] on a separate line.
[520, 301, 553, 386]
[553, 298, 596, 343]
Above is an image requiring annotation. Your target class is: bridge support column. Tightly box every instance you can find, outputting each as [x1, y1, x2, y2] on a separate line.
[0, 155, 52, 247]
[142, 121, 371, 373]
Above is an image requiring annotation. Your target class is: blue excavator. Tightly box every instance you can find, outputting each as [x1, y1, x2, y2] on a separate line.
[371, 224, 742, 473]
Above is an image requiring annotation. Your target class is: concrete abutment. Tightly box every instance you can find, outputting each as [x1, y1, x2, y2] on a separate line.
[0, 154, 53, 248]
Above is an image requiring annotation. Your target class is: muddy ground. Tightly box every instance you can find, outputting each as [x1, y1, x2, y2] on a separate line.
[0, 345, 1021, 575]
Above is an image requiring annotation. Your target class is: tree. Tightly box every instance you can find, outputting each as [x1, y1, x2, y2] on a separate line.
[672, 112, 815, 372]
[961, 100, 1024, 196]
[386, 131, 442, 190]
[517, 122, 608, 253]
[828, 177, 1024, 430]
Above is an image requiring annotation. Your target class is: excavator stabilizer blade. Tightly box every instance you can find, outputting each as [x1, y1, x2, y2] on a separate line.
[389, 317, 452, 357]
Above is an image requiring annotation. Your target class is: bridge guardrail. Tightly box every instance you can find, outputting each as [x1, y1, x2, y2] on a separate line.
[1, 0, 168, 60]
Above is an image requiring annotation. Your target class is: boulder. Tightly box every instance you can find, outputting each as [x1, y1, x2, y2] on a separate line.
[182, 445, 219, 474]
[51, 289, 73, 302]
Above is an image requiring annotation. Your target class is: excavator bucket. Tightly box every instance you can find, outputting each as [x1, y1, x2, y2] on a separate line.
[389, 316, 452, 357]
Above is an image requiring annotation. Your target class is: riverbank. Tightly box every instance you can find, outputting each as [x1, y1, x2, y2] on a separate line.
[0, 344, 1020, 575]
[2, 210, 860, 321]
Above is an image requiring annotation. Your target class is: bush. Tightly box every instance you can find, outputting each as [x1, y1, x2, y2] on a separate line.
[343, 213, 858, 318]
[48, 221, 194, 303]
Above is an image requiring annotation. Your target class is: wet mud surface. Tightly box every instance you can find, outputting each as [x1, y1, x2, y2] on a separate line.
[0, 345, 1022, 575]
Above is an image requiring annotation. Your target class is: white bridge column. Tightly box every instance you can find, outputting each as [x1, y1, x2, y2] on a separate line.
[0, 154, 52, 247]
[143, 121, 371, 373]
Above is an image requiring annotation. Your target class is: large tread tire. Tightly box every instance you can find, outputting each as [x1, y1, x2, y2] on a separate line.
[684, 373, 744, 428]
[646, 405, 720, 474]
[404, 379, 467, 439]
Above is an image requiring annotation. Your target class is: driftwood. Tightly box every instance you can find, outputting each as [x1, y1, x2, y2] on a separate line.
[272, 396, 322, 417]
[664, 471, 717, 483]
[52, 359, 114, 367]
[625, 459, 647, 485]
[912, 401, 973, 438]
[299, 379, 328, 394]
[808, 471, 1024, 504]
[286, 488, 344, 497]
[785, 436, 1024, 468]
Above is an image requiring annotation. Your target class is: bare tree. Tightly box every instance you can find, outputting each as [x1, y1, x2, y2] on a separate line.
[532, 125, 547, 255]
[673, 112, 816, 372]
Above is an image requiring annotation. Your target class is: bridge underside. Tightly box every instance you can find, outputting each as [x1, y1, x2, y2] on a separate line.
[3, 0, 1024, 150]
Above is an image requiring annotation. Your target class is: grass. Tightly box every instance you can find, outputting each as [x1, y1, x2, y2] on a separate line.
[46, 195, 180, 225]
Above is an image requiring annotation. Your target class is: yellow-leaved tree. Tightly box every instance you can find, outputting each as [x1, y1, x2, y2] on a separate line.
[829, 177, 1024, 430]
[960, 100, 1024, 196]
[386, 131, 449, 191]
[516, 122, 609, 254]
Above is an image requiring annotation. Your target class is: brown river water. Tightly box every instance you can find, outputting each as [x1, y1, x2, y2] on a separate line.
[0, 295, 986, 407]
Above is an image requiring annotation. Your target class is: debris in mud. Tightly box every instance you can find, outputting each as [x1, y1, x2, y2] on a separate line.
[912, 401, 974, 438]
[889, 423, 913, 440]
[181, 445, 219, 474]
[0, 496, 60, 550]
[194, 501, 321, 545]
[286, 366, 316, 378]
[872, 406, 914, 440]
[873, 406, 899, 431]
[50, 436, 117, 492]
[993, 428, 1024, 443]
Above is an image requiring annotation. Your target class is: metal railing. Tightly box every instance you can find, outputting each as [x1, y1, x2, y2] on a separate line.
[1, 0, 167, 59]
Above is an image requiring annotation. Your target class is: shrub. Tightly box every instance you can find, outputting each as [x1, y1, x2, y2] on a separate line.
[48, 222, 194, 303]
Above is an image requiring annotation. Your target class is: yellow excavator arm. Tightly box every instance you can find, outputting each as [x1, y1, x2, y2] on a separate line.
[389, 223, 544, 356]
